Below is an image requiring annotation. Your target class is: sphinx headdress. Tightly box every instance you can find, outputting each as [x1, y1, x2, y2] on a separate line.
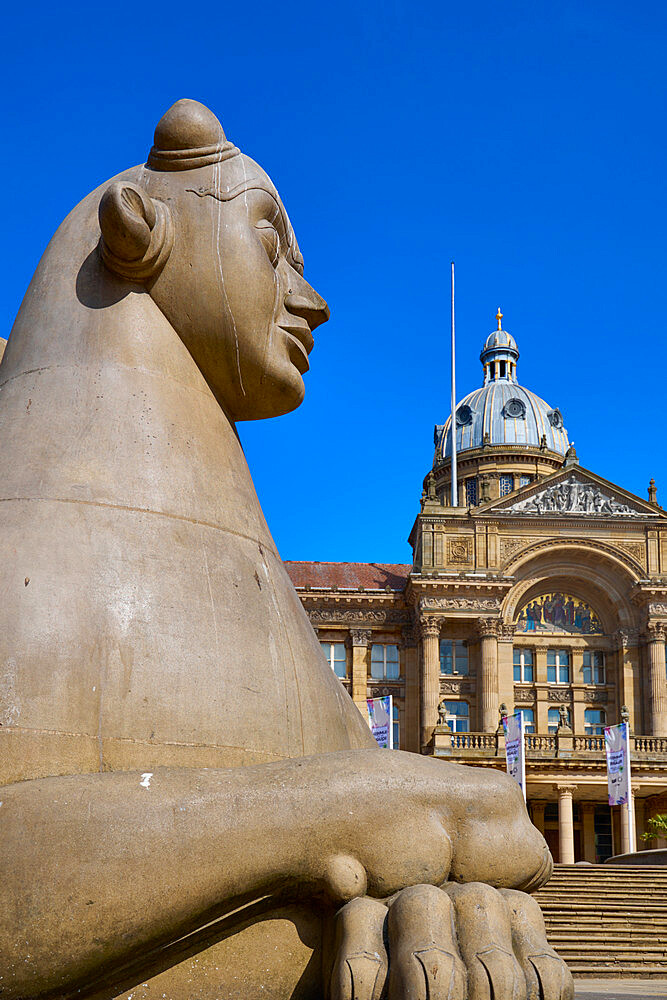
[147, 99, 239, 171]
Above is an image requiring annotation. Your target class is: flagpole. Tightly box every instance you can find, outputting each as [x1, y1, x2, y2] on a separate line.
[450, 262, 458, 507]
[625, 720, 635, 853]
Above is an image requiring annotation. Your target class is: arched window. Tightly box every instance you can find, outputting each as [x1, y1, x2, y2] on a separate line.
[320, 641, 346, 678]
[585, 708, 606, 735]
[443, 701, 469, 733]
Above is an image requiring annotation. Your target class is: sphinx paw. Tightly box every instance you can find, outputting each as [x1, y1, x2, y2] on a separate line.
[328, 883, 572, 1000]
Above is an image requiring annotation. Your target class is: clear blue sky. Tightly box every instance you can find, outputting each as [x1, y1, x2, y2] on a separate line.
[3, 1, 666, 563]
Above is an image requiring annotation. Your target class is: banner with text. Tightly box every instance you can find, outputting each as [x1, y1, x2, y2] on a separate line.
[605, 722, 630, 806]
[367, 695, 393, 749]
[503, 711, 526, 798]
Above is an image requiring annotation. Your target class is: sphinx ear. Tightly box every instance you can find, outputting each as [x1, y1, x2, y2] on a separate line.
[98, 182, 173, 282]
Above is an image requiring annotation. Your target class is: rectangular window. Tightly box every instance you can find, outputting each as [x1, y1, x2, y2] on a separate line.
[443, 701, 469, 733]
[585, 708, 606, 735]
[320, 641, 347, 678]
[513, 648, 534, 682]
[547, 649, 570, 683]
[519, 475, 531, 487]
[499, 474, 514, 497]
[583, 650, 605, 685]
[440, 639, 469, 676]
[520, 708, 535, 733]
[465, 478, 478, 506]
[370, 643, 400, 680]
[392, 703, 400, 749]
[548, 706, 570, 733]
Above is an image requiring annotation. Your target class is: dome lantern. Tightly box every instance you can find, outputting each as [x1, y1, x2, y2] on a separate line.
[433, 310, 570, 466]
[480, 308, 520, 384]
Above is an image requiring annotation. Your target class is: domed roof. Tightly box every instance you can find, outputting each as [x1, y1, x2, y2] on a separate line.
[434, 312, 570, 464]
[481, 328, 518, 357]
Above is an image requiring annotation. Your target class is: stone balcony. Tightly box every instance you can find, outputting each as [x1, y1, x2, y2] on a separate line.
[433, 728, 667, 764]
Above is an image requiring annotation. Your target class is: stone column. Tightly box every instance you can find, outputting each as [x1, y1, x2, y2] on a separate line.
[476, 618, 500, 732]
[646, 623, 667, 736]
[580, 802, 596, 863]
[531, 800, 546, 836]
[555, 784, 577, 864]
[350, 629, 372, 714]
[420, 618, 442, 750]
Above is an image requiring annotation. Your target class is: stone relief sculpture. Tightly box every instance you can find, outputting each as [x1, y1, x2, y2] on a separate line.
[505, 474, 647, 517]
[0, 100, 573, 1000]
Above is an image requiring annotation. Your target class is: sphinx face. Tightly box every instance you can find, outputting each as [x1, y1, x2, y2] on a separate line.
[146, 155, 329, 421]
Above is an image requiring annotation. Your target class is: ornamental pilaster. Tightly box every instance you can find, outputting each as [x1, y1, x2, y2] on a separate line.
[644, 621, 667, 736]
[420, 617, 443, 750]
[475, 618, 500, 732]
[349, 628, 372, 647]
[349, 629, 372, 711]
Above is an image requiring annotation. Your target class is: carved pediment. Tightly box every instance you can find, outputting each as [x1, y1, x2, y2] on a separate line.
[489, 471, 660, 519]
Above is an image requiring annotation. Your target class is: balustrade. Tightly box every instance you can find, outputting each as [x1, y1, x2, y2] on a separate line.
[434, 731, 667, 759]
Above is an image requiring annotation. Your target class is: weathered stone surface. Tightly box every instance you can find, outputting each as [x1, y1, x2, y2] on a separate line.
[0, 99, 570, 1000]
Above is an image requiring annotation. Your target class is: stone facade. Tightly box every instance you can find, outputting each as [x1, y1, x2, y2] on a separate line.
[285, 318, 667, 864]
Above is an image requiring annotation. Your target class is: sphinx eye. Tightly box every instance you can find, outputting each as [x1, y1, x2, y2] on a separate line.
[255, 220, 280, 267]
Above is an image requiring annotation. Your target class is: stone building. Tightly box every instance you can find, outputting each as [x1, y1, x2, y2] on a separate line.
[285, 312, 667, 864]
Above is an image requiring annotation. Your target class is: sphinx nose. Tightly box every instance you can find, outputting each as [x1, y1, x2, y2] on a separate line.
[284, 290, 330, 331]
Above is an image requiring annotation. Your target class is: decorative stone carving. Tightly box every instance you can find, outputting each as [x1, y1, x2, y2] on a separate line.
[585, 689, 609, 703]
[648, 603, 667, 616]
[350, 629, 372, 647]
[420, 618, 443, 638]
[513, 686, 535, 704]
[498, 622, 516, 642]
[447, 536, 473, 564]
[614, 541, 646, 563]
[419, 596, 501, 612]
[547, 687, 572, 701]
[307, 608, 407, 624]
[646, 621, 666, 641]
[499, 536, 530, 560]
[502, 474, 654, 518]
[369, 685, 401, 697]
[440, 678, 473, 695]
[475, 618, 501, 639]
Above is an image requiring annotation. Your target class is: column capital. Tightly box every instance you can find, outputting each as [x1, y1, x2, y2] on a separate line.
[645, 621, 666, 642]
[498, 622, 516, 642]
[475, 617, 501, 639]
[420, 617, 442, 639]
[554, 783, 577, 796]
[349, 628, 372, 648]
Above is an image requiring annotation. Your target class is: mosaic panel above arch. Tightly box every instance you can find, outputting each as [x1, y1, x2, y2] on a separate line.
[515, 591, 604, 635]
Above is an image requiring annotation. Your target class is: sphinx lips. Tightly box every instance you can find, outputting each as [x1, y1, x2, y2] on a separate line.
[278, 322, 314, 374]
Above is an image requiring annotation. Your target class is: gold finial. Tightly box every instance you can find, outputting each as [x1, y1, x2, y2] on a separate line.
[496, 308, 503, 330]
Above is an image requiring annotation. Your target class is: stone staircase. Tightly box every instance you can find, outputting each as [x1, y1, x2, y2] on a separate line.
[534, 864, 667, 977]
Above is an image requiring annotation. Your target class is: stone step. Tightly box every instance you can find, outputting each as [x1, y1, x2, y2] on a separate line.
[536, 863, 667, 977]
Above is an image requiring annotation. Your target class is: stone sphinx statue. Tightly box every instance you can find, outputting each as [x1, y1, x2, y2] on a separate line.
[0, 100, 572, 1000]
